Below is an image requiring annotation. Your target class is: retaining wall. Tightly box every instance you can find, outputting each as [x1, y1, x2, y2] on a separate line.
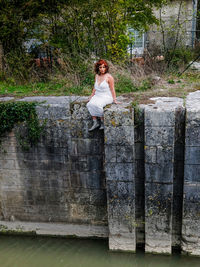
[0, 92, 200, 256]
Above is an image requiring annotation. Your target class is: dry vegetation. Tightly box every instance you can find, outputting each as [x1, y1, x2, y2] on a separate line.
[0, 53, 200, 104]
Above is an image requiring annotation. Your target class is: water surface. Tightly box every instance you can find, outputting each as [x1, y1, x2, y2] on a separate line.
[0, 235, 199, 267]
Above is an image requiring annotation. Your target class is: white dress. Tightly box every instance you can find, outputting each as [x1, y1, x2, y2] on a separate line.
[87, 77, 113, 117]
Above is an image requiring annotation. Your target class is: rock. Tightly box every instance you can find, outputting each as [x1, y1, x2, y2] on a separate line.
[189, 61, 200, 70]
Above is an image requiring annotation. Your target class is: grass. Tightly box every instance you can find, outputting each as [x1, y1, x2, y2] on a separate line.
[0, 81, 92, 97]
[0, 70, 200, 103]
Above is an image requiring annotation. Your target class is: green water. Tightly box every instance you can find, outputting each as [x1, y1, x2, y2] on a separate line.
[0, 235, 199, 267]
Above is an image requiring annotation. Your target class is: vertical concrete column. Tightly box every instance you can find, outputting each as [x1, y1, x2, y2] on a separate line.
[182, 91, 200, 256]
[134, 107, 145, 246]
[172, 107, 185, 248]
[144, 98, 183, 254]
[104, 104, 136, 252]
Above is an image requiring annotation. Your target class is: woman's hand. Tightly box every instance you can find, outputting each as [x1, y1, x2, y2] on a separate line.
[113, 99, 120, 104]
[88, 88, 96, 101]
[88, 96, 92, 102]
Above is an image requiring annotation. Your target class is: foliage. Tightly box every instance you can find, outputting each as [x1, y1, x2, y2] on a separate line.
[45, 0, 164, 62]
[115, 74, 152, 93]
[165, 48, 193, 69]
[0, 0, 165, 79]
[158, 0, 194, 69]
[167, 79, 175, 84]
[131, 99, 143, 127]
[0, 102, 45, 149]
[0, 81, 65, 96]
[115, 74, 137, 93]
[4, 48, 34, 82]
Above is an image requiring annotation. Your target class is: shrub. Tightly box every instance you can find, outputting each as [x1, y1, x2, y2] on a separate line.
[165, 48, 194, 69]
[115, 74, 137, 93]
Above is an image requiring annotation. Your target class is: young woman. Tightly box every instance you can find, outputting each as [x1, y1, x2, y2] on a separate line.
[87, 59, 118, 131]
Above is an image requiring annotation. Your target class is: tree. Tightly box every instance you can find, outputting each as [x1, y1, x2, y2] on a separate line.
[39, 0, 165, 61]
[0, 0, 165, 79]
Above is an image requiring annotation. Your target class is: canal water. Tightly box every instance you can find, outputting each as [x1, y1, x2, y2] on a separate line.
[0, 235, 199, 267]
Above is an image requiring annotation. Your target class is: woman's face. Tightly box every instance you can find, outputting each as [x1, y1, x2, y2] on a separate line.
[99, 64, 106, 75]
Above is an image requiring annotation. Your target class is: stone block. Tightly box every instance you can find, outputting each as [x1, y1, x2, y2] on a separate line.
[70, 171, 105, 189]
[0, 152, 16, 160]
[145, 127, 174, 146]
[70, 119, 103, 139]
[145, 109, 175, 127]
[71, 161, 90, 172]
[107, 181, 135, 203]
[104, 145, 116, 163]
[106, 181, 136, 252]
[185, 126, 200, 146]
[145, 163, 173, 183]
[186, 110, 200, 126]
[70, 102, 91, 120]
[116, 146, 134, 163]
[182, 220, 200, 256]
[70, 139, 104, 156]
[145, 183, 173, 254]
[145, 146, 157, 163]
[182, 184, 200, 219]
[185, 146, 200, 164]
[0, 159, 16, 170]
[36, 105, 71, 120]
[104, 126, 134, 146]
[145, 216, 172, 254]
[109, 234, 136, 252]
[104, 105, 134, 127]
[88, 189, 107, 205]
[184, 165, 200, 183]
[105, 163, 134, 182]
[145, 183, 173, 216]
[156, 146, 174, 163]
[70, 120, 89, 139]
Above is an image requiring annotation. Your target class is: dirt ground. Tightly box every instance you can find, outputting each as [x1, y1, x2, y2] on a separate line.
[121, 72, 200, 104]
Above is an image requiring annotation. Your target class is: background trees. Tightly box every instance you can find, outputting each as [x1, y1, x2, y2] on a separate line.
[0, 0, 164, 80]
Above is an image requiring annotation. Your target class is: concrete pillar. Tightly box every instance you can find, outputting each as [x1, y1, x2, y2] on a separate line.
[104, 104, 136, 252]
[134, 107, 145, 246]
[144, 97, 183, 254]
[182, 91, 200, 256]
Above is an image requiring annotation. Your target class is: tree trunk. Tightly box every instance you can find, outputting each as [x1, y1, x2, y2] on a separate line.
[0, 42, 4, 72]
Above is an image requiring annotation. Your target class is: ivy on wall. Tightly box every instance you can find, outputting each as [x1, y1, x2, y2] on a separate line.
[0, 102, 45, 150]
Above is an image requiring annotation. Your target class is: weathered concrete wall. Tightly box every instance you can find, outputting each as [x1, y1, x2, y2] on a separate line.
[0, 92, 200, 256]
[0, 96, 107, 235]
[144, 97, 184, 254]
[104, 104, 136, 251]
[182, 91, 200, 256]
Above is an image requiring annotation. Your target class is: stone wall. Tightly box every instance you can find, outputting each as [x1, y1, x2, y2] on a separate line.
[0, 96, 107, 233]
[0, 92, 200, 256]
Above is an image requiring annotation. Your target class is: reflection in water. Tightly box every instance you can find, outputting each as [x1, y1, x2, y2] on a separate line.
[0, 235, 199, 267]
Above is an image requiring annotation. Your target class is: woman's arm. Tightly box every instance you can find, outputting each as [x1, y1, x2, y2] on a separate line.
[88, 88, 96, 101]
[108, 75, 117, 104]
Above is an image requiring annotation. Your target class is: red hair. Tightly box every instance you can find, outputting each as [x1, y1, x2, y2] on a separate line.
[94, 59, 109, 74]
